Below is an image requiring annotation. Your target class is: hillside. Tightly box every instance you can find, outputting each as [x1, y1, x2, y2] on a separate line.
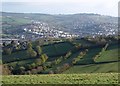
[1, 12, 118, 39]
[63, 43, 119, 74]
[2, 36, 119, 75]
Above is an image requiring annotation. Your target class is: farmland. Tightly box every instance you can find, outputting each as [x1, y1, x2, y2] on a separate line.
[1, 9, 119, 85]
[63, 62, 119, 73]
[2, 35, 119, 85]
[2, 37, 119, 74]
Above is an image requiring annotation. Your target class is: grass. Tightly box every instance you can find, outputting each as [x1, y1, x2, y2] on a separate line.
[3, 42, 73, 63]
[6, 59, 36, 67]
[95, 49, 118, 62]
[73, 39, 94, 46]
[76, 47, 102, 65]
[42, 42, 73, 56]
[63, 44, 119, 74]
[2, 73, 119, 84]
[63, 62, 119, 73]
[95, 45, 119, 62]
[2, 50, 29, 63]
[2, 16, 31, 25]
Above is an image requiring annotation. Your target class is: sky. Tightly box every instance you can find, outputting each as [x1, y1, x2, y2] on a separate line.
[1, 0, 120, 17]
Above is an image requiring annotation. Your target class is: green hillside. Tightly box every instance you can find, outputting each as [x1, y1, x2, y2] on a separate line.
[63, 62, 118, 73]
[3, 42, 73, 63]
[2, 37, 119, 75]
[95, 44, 119, 62]
[2, 16, 31, 25]
[63, 44, 119, 74]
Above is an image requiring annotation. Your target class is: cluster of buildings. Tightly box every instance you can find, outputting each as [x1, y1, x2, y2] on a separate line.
[73, 22, 118, 37]
[23, 21, 79, 39]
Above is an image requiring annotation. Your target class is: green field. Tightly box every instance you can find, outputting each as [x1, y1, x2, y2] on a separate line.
[63, 44, 119, 74]
[2, 36, 119, 75]
[42, 42, 73, 56]
[3, 50, 29, 63]
[2, 73, 118, 84]
[2, 16, 31, 25]
[95, 44, 119, 62]
[3, 42, 73, 63]
[76, 47, 102, 65]
[63, 62, 119, 73]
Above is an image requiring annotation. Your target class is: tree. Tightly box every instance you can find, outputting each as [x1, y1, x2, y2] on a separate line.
[3, 48, 12, 55]
[27, 42, 32, 49]
[40, 54, 48, 63]
[11, 40, 16, 46]
[31, 63, 36, 69]
[64, 51, 71, 59]
[35, 58, 42, 65]
[75, 43, 81, 49]
[25, 64, 32, 70]
[19, 66, 25, 74]
[2, 65, 11, 75]
[31, 50, 37, 57]
[3, 42, 7, 47]
[27, 47, 37, 58]
[35, 46, 42, 56]
[100, 38, 106, 44]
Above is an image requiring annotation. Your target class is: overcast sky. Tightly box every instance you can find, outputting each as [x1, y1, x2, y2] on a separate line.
[1, 0, 119, 17]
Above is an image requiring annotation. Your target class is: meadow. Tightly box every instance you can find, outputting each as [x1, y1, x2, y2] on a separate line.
[2, 73, 118, 84]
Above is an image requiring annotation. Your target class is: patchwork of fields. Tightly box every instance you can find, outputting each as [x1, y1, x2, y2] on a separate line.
[2, 38, 119, 85]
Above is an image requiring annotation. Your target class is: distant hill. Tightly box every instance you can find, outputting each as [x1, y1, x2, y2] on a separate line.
[1, 12, 118, 37]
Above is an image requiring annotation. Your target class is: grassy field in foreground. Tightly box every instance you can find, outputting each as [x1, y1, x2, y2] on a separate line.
[2, 73, 118, 84]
